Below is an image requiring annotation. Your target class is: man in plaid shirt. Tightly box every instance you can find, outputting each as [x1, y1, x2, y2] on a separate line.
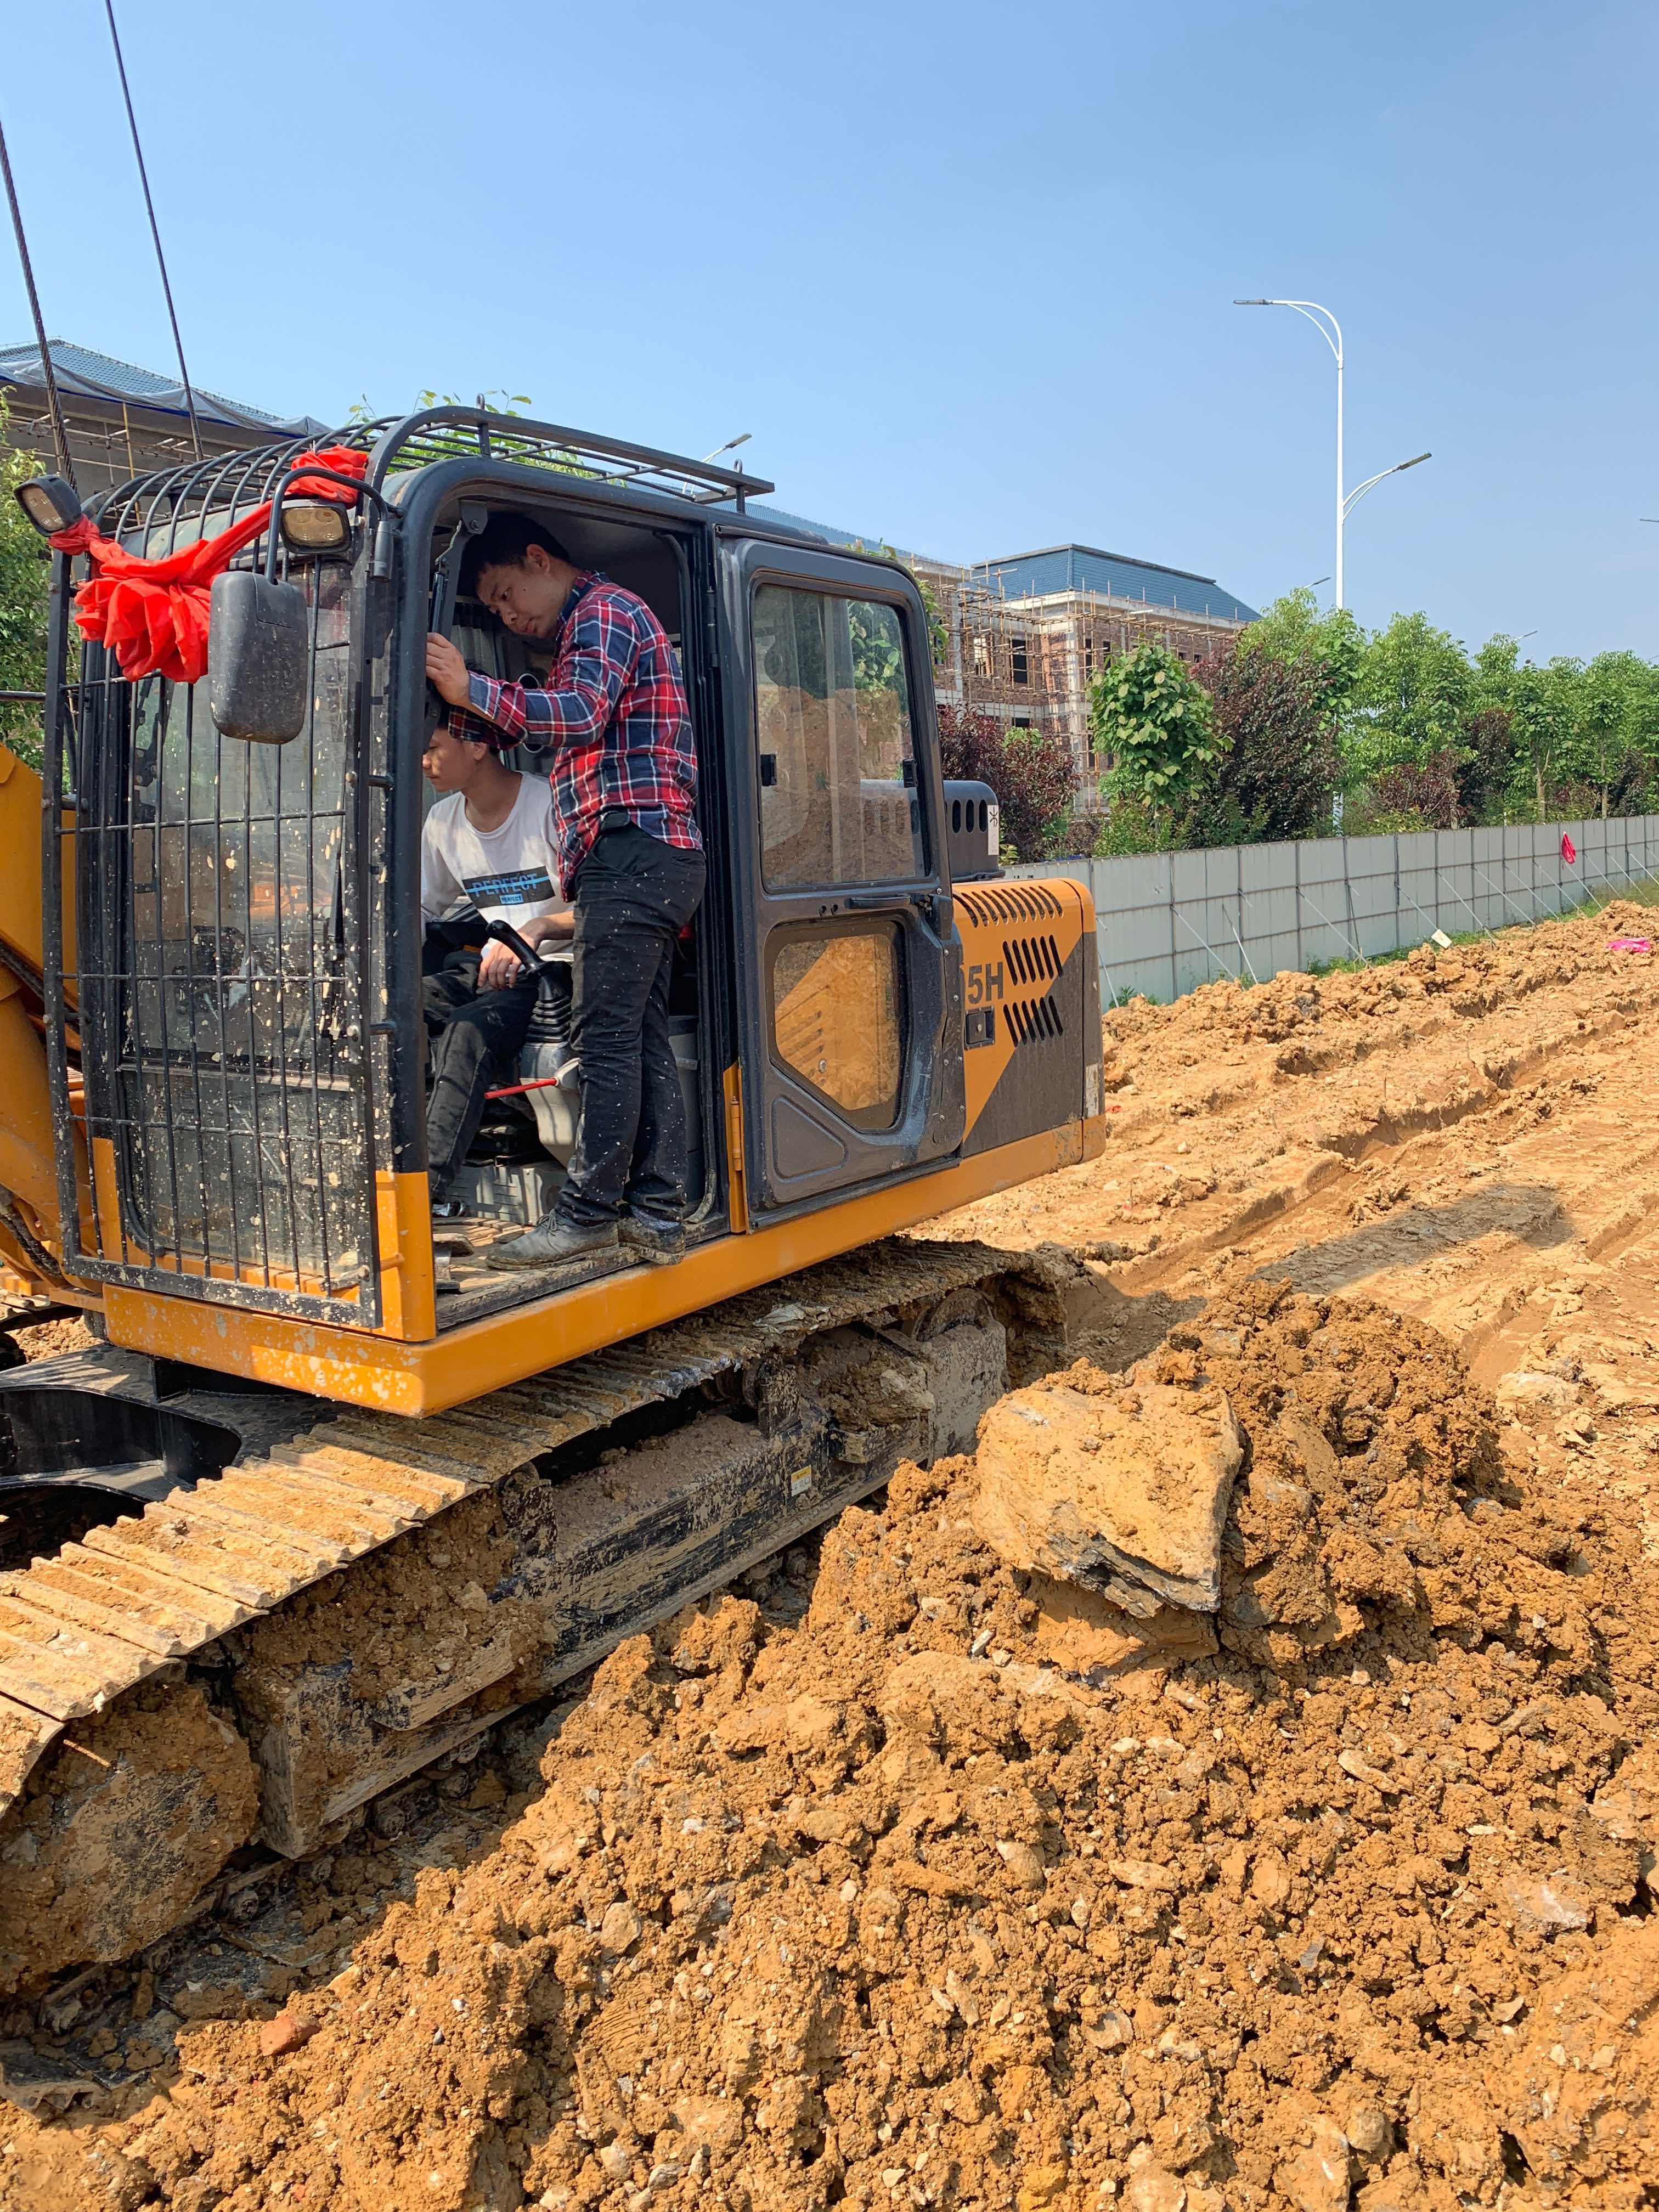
[426, 512, 706, 1271]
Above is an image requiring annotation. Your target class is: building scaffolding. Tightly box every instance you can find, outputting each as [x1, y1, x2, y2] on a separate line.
[916, 555, 1253, 809]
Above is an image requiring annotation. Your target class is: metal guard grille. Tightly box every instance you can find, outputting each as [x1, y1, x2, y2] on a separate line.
[60, 438, 380, 1325]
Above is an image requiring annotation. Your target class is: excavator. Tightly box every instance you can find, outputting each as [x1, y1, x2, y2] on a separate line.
[0, 406, 1106, 1998]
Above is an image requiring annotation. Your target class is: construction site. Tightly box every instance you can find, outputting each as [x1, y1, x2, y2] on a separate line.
[0, 0, 1651, 2192]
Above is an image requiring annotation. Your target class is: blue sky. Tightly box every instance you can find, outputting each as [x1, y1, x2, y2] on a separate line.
[4, 0, 1654, 659]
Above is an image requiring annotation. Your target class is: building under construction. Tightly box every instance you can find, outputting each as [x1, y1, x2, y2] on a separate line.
[0, 337, 323, 497]
[746, 510, 1260, 810]
[915, 545, 1258, 808]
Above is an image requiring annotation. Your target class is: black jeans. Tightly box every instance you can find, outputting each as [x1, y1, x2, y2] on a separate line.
[422, 949, 541, 1198]
[558, 823, 706, 1228]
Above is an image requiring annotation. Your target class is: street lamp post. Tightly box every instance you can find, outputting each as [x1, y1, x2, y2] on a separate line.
[1234, 302, 1432, 612]
[1236, 299, 1346, 601]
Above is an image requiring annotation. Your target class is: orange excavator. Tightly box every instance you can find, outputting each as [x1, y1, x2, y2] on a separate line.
[0, 407, 1105, 1997]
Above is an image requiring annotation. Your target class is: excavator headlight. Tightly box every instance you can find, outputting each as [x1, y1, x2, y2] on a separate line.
[15, 475, 82, 539]
[279, 499, 353, 556]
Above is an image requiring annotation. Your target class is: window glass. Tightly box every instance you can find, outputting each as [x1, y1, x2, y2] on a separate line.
[753, 586, 924, 889]
[771, 922, 904, 1128]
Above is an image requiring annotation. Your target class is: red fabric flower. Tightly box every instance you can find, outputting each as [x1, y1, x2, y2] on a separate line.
[50, 447, 367, 687]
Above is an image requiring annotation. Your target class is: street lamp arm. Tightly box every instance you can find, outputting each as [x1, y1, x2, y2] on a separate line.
[1234, 297, 1343, 362]
[1341, 452, 1432, 522]
[1275, 299, 1343, 362]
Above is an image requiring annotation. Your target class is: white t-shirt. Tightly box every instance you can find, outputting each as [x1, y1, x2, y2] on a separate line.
[420, 774, 566, 929]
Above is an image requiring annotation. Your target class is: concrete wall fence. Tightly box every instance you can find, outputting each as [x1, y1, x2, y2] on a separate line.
[1015, 814, 1659, 1006]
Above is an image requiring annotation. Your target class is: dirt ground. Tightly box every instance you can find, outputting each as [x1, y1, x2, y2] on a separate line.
[5, 896, 1659, 2212]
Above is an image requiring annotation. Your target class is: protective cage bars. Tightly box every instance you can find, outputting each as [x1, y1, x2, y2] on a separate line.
[42, 428, 384, 1325]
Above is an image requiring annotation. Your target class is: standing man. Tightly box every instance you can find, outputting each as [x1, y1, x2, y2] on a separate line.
[425, 514, 705, 1269]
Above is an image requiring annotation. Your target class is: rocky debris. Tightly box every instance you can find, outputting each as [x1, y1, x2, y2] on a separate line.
[972, 1374, 1242, 1613]
[8, 1279, 1657, 2210]
[256, 2010, 319, 2059]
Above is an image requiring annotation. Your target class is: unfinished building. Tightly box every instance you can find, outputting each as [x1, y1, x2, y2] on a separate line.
[917, 544, 1258, 807]
[0, 337, 322, 496]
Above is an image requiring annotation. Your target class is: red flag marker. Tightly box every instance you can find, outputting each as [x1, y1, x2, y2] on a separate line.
[1561, 832, 1577, 864]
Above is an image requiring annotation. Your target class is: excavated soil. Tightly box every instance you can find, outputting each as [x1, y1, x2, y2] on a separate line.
[4, 896, 1659, 2212]
[7, 1317, 93, 1363]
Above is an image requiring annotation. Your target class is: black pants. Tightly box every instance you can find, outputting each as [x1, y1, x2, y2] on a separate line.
[558, 824, 706, 1228]
[422, 949, 541, 1198]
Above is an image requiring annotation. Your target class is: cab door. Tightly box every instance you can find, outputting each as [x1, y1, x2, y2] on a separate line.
[719, 537, 965, 1218]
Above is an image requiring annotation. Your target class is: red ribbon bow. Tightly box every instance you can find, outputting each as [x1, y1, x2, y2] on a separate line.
[50, 447, 368, 687]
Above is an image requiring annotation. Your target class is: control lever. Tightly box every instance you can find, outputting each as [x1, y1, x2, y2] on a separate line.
[484, 916, 544, 973]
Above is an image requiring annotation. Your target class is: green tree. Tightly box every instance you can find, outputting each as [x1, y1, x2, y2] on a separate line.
[1506, 659, 1569, 821]
[1239, 586, 1365, 708]
[1089, 644, 1223, 811]
[1345, 612, 1472, 786]
[1558, 651, 1659, 816]
[847, 540, 948, 669]
[1456, 707, 1516, 823]
[0, 399, 50, 767]
[1193, 644, 1341, 842]
[1469, 631, 1521, 716]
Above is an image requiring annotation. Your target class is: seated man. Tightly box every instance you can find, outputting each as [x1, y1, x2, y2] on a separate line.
[425, 513, 705, 1270]
[420, 717, 573, 1210]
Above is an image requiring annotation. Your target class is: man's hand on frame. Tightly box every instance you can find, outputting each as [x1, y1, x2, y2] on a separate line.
[426, 632, 473, 708]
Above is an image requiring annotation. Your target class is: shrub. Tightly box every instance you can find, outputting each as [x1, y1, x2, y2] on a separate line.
[936, 704, 1074, 862]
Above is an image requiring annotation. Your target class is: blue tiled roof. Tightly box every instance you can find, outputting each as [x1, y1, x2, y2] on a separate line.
[736, 501, 920, 559]
[970, 544, 1257, 624]
[0, 338, 328, 437]
[735, 511, 1256, 623]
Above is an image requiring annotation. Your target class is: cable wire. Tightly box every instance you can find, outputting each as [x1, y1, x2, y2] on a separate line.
[0, 111, 75, 486]
[104, 0, 202, 460]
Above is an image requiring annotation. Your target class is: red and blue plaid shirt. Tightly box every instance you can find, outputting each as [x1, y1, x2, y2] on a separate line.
[449, 571, 701, 893]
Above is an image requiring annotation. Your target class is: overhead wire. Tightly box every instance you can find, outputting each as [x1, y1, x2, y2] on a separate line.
[104, 0, 202, 461]
[0, 111, 75, 486]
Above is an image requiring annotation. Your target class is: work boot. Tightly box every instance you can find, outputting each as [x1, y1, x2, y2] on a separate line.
[619, 1210, 687, 1266]
[484, 1214, 619, 1272]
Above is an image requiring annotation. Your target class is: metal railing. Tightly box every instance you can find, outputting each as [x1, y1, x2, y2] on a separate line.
[1015, 816, 1659, 1005]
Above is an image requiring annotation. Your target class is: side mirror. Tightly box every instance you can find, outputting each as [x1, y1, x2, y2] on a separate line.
[208, 570, 308, 743]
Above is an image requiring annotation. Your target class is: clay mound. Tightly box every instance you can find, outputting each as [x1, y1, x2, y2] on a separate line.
[1096, 895, 1656, 1094]
[37, 1280, 1659, 2212]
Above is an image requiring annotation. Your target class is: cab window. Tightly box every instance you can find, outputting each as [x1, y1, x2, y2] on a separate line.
[752, 585, 924, 890]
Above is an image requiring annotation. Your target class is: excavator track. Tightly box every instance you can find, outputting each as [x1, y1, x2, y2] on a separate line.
[0, 1237, 1073, 1999]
